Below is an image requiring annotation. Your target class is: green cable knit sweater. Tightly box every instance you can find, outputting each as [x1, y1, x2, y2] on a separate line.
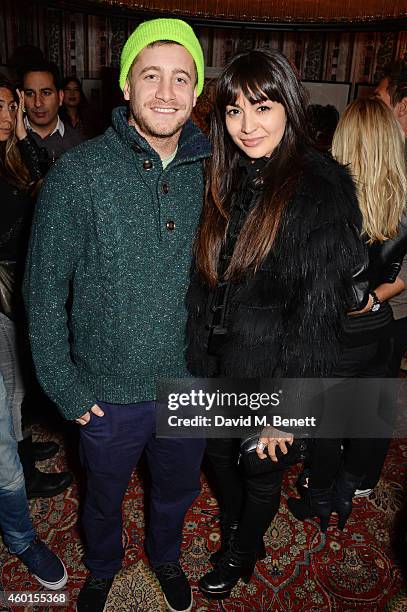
[23, 106, 210, 420]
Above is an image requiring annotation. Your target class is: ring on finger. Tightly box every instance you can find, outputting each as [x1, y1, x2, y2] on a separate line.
[256, 442, 267, 451]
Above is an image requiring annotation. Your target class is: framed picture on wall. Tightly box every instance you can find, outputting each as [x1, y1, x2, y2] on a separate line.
[302, 81, 351, 115]
[354, 83, 376, 100]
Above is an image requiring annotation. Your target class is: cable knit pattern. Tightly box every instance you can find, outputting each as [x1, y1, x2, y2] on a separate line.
[23, 106, 210, 420]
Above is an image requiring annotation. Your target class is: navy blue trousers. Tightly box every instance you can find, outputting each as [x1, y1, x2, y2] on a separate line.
[79, 400, 205, 578]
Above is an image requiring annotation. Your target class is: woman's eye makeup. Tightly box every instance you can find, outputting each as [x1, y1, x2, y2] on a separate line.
[226, 107, 240, 116]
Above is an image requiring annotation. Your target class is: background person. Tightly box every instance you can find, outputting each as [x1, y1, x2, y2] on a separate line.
[307, 103, 339, 153]
[288, 97, 407, 530]
[0, 75, 72, 499]
[22, 62, 85, 169]
[60, 76, 100, 139]
[352, 60, 407, 497]
[0, 371, 67, 590]
[374, 60, 407, 379]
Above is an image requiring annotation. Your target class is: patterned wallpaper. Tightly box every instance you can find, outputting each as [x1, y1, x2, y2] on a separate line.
[0, 0, 406, 85]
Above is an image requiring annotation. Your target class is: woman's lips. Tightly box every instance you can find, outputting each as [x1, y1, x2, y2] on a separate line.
[241, 137, 264, 147]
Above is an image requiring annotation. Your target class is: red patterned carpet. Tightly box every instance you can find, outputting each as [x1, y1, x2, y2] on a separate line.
[1, 424, 407, 611]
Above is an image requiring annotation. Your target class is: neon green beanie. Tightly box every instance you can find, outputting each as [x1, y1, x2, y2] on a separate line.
[119, 18, 204, 96]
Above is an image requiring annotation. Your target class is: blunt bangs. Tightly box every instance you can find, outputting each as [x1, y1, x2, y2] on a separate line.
[216, 51, 285, 110]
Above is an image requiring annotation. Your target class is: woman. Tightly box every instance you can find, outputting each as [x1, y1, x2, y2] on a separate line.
[186, 49, 366, 600]
[288, 97, 407, 530]
[0, 76, 41, 440]
[0, 75, 72, 496]
[60, 76, 96, 139]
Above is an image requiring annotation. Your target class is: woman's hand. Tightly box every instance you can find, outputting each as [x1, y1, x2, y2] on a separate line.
[348, 293, 373, 315]
[15, 88, 27, 141]
[256, 426, 294, 462]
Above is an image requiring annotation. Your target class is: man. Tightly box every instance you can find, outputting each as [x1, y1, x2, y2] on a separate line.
[355, 61, 407, 497]
[0, 372, 67, 590]
[22, 62, 84, 167]
[375, 60, 407, 140]
[24, 19, 210, 612]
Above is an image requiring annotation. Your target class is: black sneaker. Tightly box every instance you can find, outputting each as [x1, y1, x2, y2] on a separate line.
[153, 562, 192, 612]
[76, 575, 114, 612]
[18, 538, 67, 590]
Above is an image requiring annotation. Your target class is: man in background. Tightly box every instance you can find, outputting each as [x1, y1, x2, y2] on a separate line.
[22, 62, 84, 168]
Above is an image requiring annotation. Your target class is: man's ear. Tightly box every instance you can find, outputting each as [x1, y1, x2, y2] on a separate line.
[58, 89, 64, 107]
[192, 86, 197, 109]
[123, 79, 131, 102]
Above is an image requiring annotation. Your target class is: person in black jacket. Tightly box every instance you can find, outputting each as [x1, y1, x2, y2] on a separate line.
[186, 49, 366, 600]
[0, 76, 72, 499]
[288, 97, 407, 530]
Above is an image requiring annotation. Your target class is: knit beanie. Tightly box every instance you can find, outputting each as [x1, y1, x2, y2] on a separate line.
[119, 18, 204, 96]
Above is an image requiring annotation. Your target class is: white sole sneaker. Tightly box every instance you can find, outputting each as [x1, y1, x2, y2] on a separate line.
[164, 594, 193, 612]
[33, 562, 68, 590]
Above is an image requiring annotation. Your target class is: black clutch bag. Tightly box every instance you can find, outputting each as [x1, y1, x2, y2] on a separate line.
[238, 434, 308, 476]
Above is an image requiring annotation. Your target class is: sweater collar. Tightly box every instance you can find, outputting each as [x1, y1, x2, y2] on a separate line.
[111, 106, 210, 163]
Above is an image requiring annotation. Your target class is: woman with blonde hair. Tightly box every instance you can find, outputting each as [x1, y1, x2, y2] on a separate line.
[333, 96, 406, 244]
[288, 96, 407, 531]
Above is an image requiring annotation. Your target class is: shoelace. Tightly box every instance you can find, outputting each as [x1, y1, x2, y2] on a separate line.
[155, 563, 183, 580]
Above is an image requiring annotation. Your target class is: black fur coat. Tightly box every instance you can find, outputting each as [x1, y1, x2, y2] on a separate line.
[186, 149, 366, 378]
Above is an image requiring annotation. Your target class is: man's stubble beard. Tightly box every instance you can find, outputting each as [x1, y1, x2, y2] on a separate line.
[129, 103, 188, 140]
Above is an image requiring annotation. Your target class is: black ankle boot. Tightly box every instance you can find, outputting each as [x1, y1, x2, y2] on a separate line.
[32, 440, 59, 461]
[210, 523, 266, 566]
[210, 517, 239, 566]
[18, 435, 73, 499]
[199, 545, 257, 600]
[287, 487, 332, 533]
[25, 468, 73, 499]
[333, 469, 363, 530]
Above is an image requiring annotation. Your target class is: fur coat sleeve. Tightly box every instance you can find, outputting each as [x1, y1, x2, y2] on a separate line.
[275, 152, 365, 376]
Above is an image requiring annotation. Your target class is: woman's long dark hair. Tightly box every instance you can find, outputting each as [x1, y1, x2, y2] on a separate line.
[195, 49, 311, 286]
[60, 76, 87, 126]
